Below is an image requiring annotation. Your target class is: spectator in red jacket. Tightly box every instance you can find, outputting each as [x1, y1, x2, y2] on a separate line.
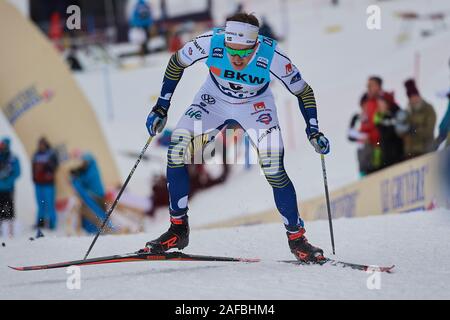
[360, 77, 382, 147]
[358, 77, 383, 174]
[358, 76, 400, 175]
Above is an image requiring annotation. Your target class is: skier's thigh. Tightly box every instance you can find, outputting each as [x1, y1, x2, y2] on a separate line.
[173, 93, 228, 140]
[169, 93, 228, 164]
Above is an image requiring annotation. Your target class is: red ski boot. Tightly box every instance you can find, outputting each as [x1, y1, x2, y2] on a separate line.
[287, 228, 325, 263]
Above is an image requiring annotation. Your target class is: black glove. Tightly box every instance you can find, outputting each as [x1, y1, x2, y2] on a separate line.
[146, 104, 169, 136]
[308, 132, 330, 154]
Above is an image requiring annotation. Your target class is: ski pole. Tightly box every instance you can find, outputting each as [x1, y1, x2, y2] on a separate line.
[320, 154, 336, 255]
[83, 136, 153, 260]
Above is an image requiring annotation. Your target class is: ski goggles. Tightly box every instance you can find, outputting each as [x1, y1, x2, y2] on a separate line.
[225, 46, 255, 58]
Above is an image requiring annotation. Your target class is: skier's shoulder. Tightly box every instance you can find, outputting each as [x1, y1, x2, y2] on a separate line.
[196, 30, 214, 40]
[191, 30, 213, 52]
[271, 42, 290, 62]
[178, 30, 213, 66]
[259, 34, 277, 49]
[268, 43, 296, 77]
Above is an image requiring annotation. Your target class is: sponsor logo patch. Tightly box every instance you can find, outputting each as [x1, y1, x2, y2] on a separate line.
[253, 101, 266, 112]
[290, 72, 302, 84]
[188, 47, 193, 56]
[193, 40, 206, 54]
[223, 70, 265, 84]
[181, 49, 193, 62]
[185, 107, 202, 120]
[256, 57, 269, 69]
[251, 102, 272, 115]
[201, 94, 216, 104]
[229, 83, 243, 91]
[210, 66, 222, 77]
[285, 63, 293, 75]
[263, 38, 274, 47]
[256, 113, 273, 125]
[3, 86, 54, 124]
[258, 125, 281, 142]
[212, 47, 224, 58]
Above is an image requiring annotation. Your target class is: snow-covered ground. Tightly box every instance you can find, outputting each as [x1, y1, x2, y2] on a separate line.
[1, 209, 450, 299]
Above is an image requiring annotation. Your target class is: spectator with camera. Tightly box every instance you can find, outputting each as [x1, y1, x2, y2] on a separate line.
[402, 79, 436, 159]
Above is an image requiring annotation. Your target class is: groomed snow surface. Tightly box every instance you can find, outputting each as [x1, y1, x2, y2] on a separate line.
[1, 209, 450, 300]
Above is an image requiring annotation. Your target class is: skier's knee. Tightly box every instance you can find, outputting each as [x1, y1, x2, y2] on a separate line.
[259, 150, 290, 188]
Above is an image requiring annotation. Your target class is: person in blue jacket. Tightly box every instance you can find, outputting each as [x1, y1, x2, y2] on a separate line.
[70, 152, 110, 233]
[434, 90, 450, 149]
[130, 0, 153, 55]
[0, 138, 20, 237]
[32, 137, 59, 230]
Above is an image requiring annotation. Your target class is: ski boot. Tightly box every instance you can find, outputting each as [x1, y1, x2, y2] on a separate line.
[287, 228, 325, 263]
[141, 216, 189, 253]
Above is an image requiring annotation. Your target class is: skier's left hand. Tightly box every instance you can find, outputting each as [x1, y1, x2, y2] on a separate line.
[308, 132, 330, 154]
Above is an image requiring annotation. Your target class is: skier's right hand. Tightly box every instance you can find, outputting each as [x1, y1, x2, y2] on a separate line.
[146, 104, 168, 136]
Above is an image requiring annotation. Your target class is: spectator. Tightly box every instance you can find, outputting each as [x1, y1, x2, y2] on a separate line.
[234, 3, 244, 15]
[32, 137, 59, 230]
[359, 76, 400, 174]
[147, 134, 230, 217]
[348, 94, 370, 176]
[66, 46, 83, 72]
[0, 138, 20, 238]
[359, 78, 382, 174]
[70, 152, 110, 234]
[402, 79, 436, 159]
[130, 0, 153, 55]
[434, 89, 450, 149]
[374, 97, 405, 168]
[147, 163, 230, 217]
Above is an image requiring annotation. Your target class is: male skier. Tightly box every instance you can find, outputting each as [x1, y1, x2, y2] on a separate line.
[144, 13, 330, 262]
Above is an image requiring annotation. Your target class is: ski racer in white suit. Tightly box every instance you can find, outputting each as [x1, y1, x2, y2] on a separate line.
[144, 13, 330, 262]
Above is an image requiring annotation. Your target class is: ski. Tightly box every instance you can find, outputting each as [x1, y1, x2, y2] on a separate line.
[9, 251, 261, 271]
[9, 251, 394, 274]
[280, 258, 395, 273]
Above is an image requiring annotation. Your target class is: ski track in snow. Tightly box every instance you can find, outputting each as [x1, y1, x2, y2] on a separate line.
[1, 210, 450, 299]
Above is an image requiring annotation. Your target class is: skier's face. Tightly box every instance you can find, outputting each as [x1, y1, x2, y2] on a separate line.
[226, 43, 258, 71]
